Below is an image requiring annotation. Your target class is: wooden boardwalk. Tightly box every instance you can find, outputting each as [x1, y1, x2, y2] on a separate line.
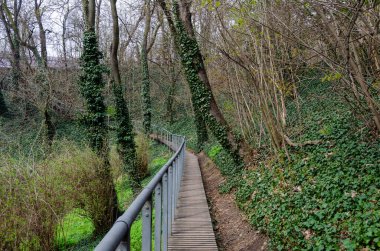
[168, 150, 218, 251]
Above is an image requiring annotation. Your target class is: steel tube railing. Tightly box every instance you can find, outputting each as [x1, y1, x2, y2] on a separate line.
[95, 127, 185, 251]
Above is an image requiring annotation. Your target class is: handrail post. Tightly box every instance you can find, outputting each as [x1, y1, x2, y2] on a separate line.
[173, 159, 177, 217]
[142, 198, 152, 251]
[176, 156, 180, 205]
[154, 183, 162, 251]
[168, 166, 173, 235]
[163, 172, 168, 251]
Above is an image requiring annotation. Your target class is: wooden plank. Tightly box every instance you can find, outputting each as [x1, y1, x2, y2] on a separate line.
[168, 151, 218, 251]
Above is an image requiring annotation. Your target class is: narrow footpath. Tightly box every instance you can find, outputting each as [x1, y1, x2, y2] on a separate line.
[168, 150, 218, 250]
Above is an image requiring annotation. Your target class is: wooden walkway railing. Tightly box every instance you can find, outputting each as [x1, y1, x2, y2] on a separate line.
[95, 128, 217, 251]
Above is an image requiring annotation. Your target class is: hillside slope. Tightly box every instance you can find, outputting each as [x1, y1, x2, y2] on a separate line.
[167, 77, 380, 250]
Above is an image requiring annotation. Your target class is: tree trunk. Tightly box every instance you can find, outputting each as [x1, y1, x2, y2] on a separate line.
[158, 0, 209, 150]
[62, 6, 70, 74]
[166, 65, 177, 124]
[0, 87, 8, 117]
[79, 0, 118, 232]
[110, 0, 141, 194]
[0, 0, 21, 109]
[34, 0, 55, 147]
[160, 0, 247, 164]
[141, 0, 152, 133]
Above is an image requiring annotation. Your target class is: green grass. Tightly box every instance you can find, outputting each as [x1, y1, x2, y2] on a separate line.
[57, 137, 170, 250]
[56, 209, 95, 248]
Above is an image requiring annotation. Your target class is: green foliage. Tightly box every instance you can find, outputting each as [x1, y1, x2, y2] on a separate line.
[141, 47, 152, 134]
[113, 82, 141, 193]
[204, 142, 241, 177]
[234, 78, 380, 250]
[208, 144, 223, 159]
[0, 89, 9, 117]
[78, 30, 109, 157]
[168, 75, 380, 250]
[56, 209, 94, 247]
[164, 117, 198, 150]
[0, 141, 110, 250]
[172, 1, 242, 165]
[321, 72, 342, 83]
[57, 137, 169, 250]
[106, 105, 117, 117]
[200, 0, 221, 10]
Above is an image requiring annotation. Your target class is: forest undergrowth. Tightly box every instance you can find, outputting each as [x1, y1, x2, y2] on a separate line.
[166, 76, 380, 251]
[0, 115, 171, 250]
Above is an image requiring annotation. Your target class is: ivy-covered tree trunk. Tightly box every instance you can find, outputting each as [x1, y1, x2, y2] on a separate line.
[0, 88, 8, 117]
[79, 0, 118, 232]
[158, 0, 209, 149]
[113, 84, 141, 193]
[110, 0, 141, 194]
[165, 65, 177, 124]
[159, 0, 246, 165]
[141, 0, 152, 134]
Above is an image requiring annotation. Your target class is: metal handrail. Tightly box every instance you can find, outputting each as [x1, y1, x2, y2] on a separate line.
[95, 126, 186, 251]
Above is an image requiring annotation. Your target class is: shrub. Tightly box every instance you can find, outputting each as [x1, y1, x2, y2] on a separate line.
[135, 133, 150, 179]
[0, 141, 113, 250]
[207, 144, 223, 159]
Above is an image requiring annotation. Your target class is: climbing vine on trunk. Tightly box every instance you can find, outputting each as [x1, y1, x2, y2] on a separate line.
[141, 51, 152, 134]
[78, 30, 109, 160]
[113, 83, 141, 193]
[110, 0, 141, 193]
[78, 29, 118, 231]
[0, 89, 8, 117]
[141, 0, 152, 134]
[158, 0, 209, 150]
[171, 1, 242, 165]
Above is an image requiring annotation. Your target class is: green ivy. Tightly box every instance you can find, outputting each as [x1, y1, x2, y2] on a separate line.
[113, 82, 141, 193]
[141, 47, 152, 134]
[78, 30, 109, 159]
[78, 30, 118, 232]
[235, 78, 380, 250]
[172, 1, 241, 166]
[0, 89, 9, 117]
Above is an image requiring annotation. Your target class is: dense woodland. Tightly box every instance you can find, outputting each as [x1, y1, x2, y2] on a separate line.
[0, 0, 379, 250]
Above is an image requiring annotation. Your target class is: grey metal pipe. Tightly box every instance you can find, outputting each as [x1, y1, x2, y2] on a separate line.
[95, 128, 186, 251]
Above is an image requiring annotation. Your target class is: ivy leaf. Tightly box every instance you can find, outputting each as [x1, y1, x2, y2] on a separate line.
[342, 239, 356, 251]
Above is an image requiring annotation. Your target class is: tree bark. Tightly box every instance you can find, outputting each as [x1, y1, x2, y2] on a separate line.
[79, 0, 118, 231]
[110, 0, 141, 194]
[179, 0, 248, 160]
[158, 0, 209, 150]
[141, 0, 152, 133]
[34, 0, 55, 147]
[159, 0, 247, 164]
[0, 0, 21, 106]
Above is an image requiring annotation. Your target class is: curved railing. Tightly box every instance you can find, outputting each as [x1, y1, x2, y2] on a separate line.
[95, 127, 186, 251]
